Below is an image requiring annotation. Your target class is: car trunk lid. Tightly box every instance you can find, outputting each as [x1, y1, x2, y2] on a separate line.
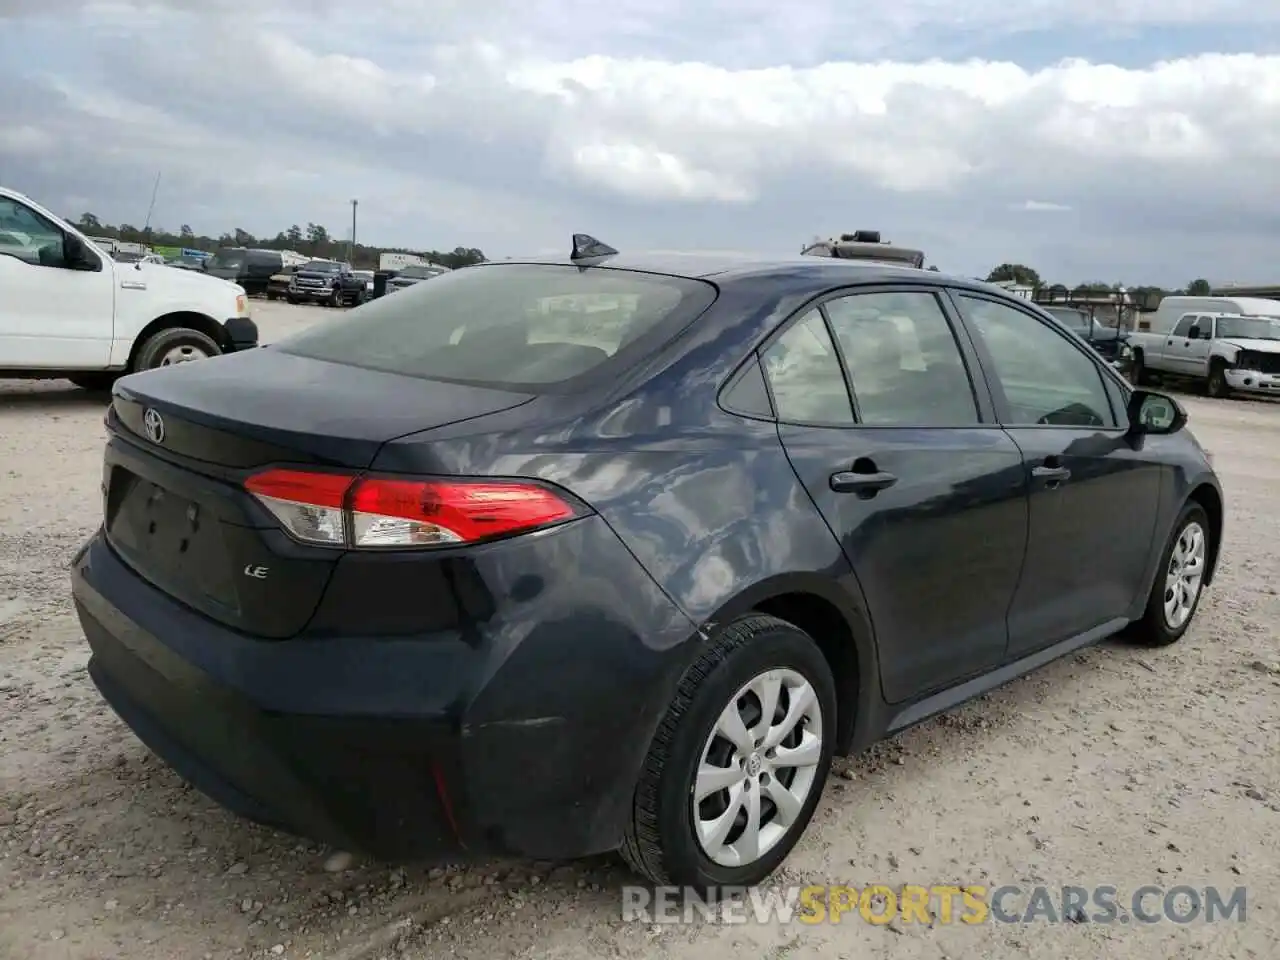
[103, 350, 534, 636]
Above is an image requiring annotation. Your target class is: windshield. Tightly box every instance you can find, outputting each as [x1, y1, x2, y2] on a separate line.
[276, 263, 717, 390]
[302, 260, 341, 273]
[1218, 316, 1280, 341]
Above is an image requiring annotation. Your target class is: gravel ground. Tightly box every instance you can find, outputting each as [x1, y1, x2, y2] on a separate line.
[2, 300, 1278, 959]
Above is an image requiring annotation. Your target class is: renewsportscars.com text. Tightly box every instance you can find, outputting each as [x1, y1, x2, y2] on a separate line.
[622, 884, 1247, 925]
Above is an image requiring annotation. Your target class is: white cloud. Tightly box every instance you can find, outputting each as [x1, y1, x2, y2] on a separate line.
[1016, 201, 1073, 212]
[2, 0, 1280, 284]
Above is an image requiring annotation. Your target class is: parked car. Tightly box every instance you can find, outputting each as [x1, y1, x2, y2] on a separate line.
[166, 254, 210, 271]
[1042, 305, 1135, 381]
[352, 269, 375, 303]
[265, 265, 297, 300]
[1129, 311, 1280, 397]
[0, 185, 259, 392]
[73, 237, 1221, 890]
[205, 248, 292, 296]
[385, 262, 450, 293]
[287, 259, 365, 306]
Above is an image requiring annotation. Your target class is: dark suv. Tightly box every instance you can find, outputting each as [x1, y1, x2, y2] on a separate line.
[205, 248, 288, 296]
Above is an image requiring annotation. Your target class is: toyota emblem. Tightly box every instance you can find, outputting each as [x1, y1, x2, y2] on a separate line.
[142, 408, 165, 444]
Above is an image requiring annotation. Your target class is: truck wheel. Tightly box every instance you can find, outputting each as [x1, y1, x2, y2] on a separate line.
[68, 373, 120, 392]
[286, 296, 301, 305]
[1206, 361, 1230, 399]
[134, 328, 223, 371]
[266, 291, 279, 301]
[1131, 350, 1147, 385]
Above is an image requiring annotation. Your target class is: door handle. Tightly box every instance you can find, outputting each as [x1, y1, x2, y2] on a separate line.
[830, 470, 898, 496]
[1031, 464, 1071, 486]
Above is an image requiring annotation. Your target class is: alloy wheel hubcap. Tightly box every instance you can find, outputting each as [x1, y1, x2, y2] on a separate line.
[692, 668, 823, 868]
[1164, 520, 1206, 629]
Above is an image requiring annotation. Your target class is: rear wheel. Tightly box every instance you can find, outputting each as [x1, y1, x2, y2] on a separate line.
[620, 614, 836, 890]
[134, 327, 223, 371]
[1128, 502, 1211, 647]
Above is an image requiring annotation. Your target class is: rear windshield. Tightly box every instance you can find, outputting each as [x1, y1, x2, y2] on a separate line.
[276, 263, 718, 390]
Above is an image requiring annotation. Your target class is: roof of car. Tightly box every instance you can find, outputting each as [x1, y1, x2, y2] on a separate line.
[490, 251, 998, 295]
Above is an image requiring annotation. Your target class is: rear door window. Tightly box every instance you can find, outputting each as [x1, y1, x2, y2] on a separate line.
[276, 263, 718, 391]
[760, 310, 855, 424]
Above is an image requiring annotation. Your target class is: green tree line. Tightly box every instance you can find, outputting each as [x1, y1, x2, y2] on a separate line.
[71, 213, 486, 271]
[984, 263, 1213, 305]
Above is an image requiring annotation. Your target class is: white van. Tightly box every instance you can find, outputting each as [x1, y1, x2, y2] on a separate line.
[1138, 295, 1280, 334]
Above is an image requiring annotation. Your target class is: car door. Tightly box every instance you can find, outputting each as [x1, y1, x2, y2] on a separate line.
[0, 195, 115, 369]
[951, 292, 1162, 659]
[1182, 314, 1214, 376]
[1162, 314, 1198, 375]
[761, 287, 1028, 704]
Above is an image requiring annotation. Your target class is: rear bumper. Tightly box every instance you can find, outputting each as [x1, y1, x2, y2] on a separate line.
[221, 316, 259, 352]
[1225, 369, 1280, 394]
[70, 519, 696, 861]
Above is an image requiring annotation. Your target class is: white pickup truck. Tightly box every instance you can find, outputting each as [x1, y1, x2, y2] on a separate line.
[1129, 310, 1280, 398]
[0, 186, 259, 391]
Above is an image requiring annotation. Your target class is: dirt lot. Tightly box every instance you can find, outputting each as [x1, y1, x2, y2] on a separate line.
[2, 300, 1278, 959]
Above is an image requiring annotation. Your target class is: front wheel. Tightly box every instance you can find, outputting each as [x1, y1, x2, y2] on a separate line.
[1206, 362, 1231, 399]
[1131, 350, 1147, 386]
[1127, 502, 1212, 647]
[620, 614, 836, 890]
[134, 327, 223, 371]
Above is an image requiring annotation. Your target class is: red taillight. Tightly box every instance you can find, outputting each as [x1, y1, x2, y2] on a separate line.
[243, 468, 578, 549]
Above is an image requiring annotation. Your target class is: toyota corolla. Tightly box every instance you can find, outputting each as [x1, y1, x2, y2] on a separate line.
[71, 236, 1222, 890]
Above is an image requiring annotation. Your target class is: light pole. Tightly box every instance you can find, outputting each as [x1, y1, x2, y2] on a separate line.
[348, 199, 358, 262]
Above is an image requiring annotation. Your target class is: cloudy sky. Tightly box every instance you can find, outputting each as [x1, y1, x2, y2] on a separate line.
[2, 0, 1279, 286]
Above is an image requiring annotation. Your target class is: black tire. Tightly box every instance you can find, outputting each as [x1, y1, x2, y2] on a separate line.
[286, 296, 300, 305]
[134, 327, 223, 371]
[620, 614, 837, 890]
[1127, 501, 1212, 647]
[68, 372, 120, 392]
[266, 291, 279, 301]
[1206, 361, 1230, 399]
[329, 288, 343, 307]
[1131, 350, 1147, 386]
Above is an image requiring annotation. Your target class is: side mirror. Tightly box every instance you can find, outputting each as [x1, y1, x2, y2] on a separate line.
[1127, 389, 1186, 437]
[1187, 325, 1200, 340]
[63, 232, 100, 271]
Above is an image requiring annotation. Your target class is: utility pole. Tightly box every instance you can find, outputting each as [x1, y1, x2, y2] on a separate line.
[348, 199, 358, 262]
